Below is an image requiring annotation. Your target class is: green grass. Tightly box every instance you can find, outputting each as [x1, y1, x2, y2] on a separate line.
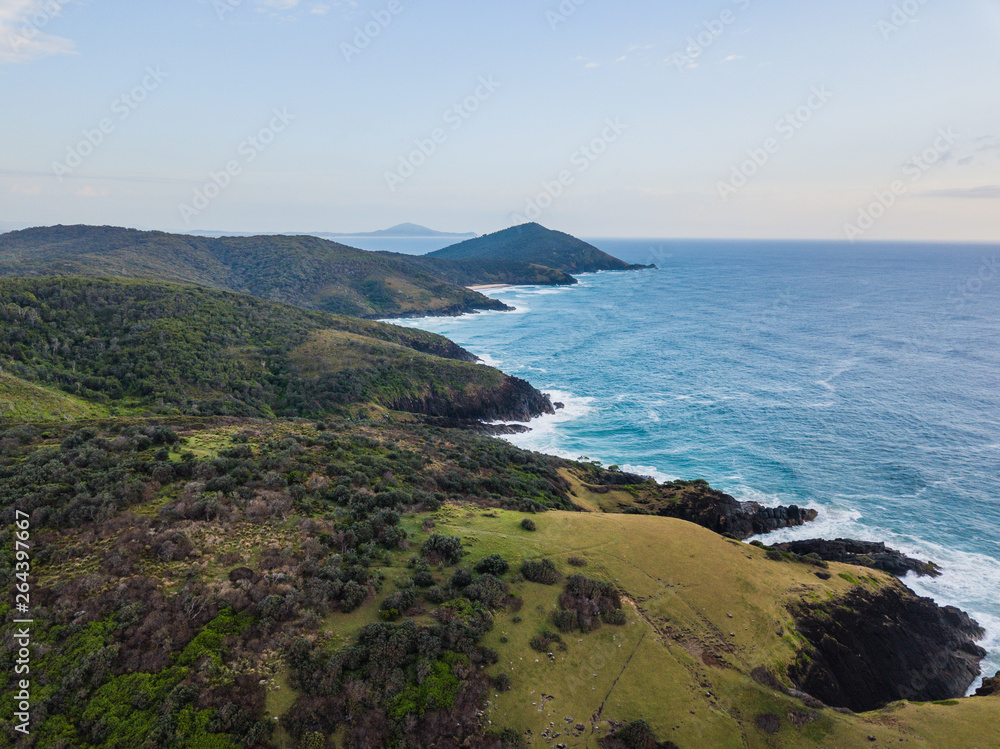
[0, 371, 109, 422]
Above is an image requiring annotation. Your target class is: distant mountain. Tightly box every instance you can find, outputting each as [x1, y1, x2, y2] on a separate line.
[325, 223, 478, 239]
[426, 222, 654, 274]
[0, 225, 507, 319]
[187, 223, 477, 240]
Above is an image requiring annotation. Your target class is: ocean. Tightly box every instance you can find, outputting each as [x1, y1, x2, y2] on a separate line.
[390, 238, 1000, 691]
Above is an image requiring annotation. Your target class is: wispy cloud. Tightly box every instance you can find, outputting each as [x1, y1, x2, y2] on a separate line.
[0, 0, 76, 64]
[721, 54, 745, 63]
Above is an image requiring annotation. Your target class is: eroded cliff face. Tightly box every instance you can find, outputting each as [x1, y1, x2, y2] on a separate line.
[651, 485, 818, 540]
[389, 376, 555, 423]
[789, 584, 986, 712]
[770, 538, 941, 577]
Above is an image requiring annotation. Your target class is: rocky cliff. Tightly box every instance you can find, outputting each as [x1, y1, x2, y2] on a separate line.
[389, 376, 555, 423]
[789, 584, 986, 712]
[770, 538, 941, 578]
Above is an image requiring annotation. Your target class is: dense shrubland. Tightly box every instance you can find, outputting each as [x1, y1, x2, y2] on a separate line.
[0, 415, 579, 747]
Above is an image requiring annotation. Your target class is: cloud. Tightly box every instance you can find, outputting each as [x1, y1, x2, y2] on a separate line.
[721, 54, 745, 62]
[0, 0, 76, 64]
[923, 185, 1000, 199]
[256, 0, 300, 8]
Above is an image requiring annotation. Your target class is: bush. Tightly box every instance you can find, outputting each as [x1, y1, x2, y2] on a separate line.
[601, 608, 628, 626]
[413, 570, 435, 587]
[520, 518, 536, 532]
[552, 609, 577, 633]
[520, 559, 559, 585]
[475, 554, 510, 576]
[424, 586, 449, 604]
[600, 719, 679, 749]
[494, 673, 512, 692]
[466, 574, 508, 610]
[421, 534, 463, 565]
[528, 630, 565, 653]
[450, 568, 473, 589]
[380, 589, 415, 613]
[567, 556, 587, 567]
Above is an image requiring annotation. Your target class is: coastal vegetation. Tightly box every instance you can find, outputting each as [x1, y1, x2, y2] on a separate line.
[0, 227, 996, 748]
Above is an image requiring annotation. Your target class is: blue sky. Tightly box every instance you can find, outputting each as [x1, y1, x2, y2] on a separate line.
[1, 0, 998, 239]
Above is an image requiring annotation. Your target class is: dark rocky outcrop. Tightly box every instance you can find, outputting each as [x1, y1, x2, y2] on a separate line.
[649, 482, 817, 540]
[390, 376, 554, 423]
[789, 584, 986, 712]
[770, 538, 941, 578]
[975, 671, 1000, 697]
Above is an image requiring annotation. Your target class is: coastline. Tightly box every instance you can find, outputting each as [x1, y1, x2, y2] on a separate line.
[465, 283, 513, 290]
[400, 270, 1000, 694]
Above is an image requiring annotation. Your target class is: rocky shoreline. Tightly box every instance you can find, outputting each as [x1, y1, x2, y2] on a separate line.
[769, 538, 942, 578]
[789, 584, 987, 712]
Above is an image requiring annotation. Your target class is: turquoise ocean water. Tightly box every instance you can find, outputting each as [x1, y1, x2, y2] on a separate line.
[390, 239, 1000, 691]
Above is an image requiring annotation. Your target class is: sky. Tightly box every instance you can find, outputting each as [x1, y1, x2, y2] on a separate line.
[1, 0, 999, 240]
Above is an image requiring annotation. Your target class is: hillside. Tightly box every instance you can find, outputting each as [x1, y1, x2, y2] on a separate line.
[0, 277, 552, 422]
[427, 223, 654, 274]
[0, 226, 507, 318]
[0, 414, 995, 748]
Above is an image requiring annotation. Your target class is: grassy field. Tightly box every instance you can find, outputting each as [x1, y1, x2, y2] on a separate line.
[417, 506, 1000, 749]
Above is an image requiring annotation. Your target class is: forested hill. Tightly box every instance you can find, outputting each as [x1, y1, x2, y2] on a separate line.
[0, 277, 553, 422]
[426, 222, 654, 274]
[0, 225, 508, 319]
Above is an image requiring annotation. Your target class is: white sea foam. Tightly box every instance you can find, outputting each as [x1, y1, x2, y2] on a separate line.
[495, 390, 595, 458]
[476, 352, 503, 368]
[619, 464, 680, 483]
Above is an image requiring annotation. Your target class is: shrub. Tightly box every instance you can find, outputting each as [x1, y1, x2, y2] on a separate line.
[528, 630, 565, 653]
[380, 589, 415, 613]
[421, 534, 463, 565]
[601, 608, 628, 626]
[552, 609, 577, 633]
[600, 719, 679, 749]
[413, 570, 435, 588]
[567, 556, 587, 567]
[450, 568, 473, 589]
[520, 518, 536, 532]
[494, 673, 512, 692]
[466, 574, 508, 610]
[520, 559, 559, 585]
[475, 554, 510, 576]
[424, 586, 449, 604]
